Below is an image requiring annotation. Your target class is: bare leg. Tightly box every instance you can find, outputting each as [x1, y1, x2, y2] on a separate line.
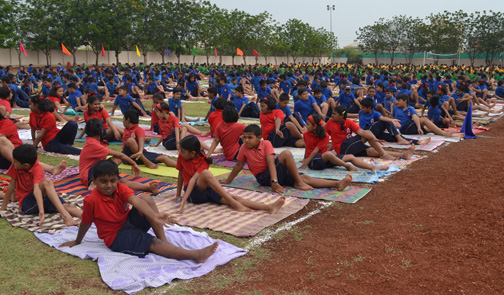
[155, 155, 176, 167]
[41, 160, 67, 176]
[300, 173, 353, 191]
[137, 195, 167, 242]
[40, 179, 81, 226]
[341, 154, 388, 171]
[180, 124, 204, 136]
[420, 117, 463, 137]
[126, 137, 158, 169]
[148, 238, 218, 264]
[196, 170, 250, 212]
[120, 179, 159, 194]
[323, 153, 358, 171]
[277, 150, 313, 190]
[285, 122, 302, 138]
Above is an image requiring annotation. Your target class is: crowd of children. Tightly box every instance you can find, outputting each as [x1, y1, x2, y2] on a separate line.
[1, 61, 503, 262]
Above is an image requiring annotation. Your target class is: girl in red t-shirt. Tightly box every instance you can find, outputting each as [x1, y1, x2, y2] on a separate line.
[259, 98, 304, 148]
[299, 114, 388, 172]
[45, 85, 79, 123]
[175, 135, 285, 214]
[78, 95, 124, 142]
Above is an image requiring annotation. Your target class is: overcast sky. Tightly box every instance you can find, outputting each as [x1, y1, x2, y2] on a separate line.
[207, 0, 500, 48]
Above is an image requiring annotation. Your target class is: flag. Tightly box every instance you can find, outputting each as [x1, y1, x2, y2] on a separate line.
[236, 48, 243, 56]
[166, 47, 171, 57]
[214, 47, 217, 57]
[62, 43, 71, 56]
[461, 103, 476, 139]
[136, 45, 141, 57]
[101, 45, 105, 57]
[19, 42, 27, 56]
[253, 49, 259, 57]
[192, 48, 197, 56]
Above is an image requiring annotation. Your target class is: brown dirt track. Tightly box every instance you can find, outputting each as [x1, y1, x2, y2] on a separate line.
[204, 118, 504, 294]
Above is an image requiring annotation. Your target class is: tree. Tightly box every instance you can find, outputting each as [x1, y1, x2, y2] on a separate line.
[357, 22, 387, 65]
[474, 10, 504, 66]
[423, 12, 463, 65]
[166, 0, 198, 64]
[193, 1, 222, 64]
[381, 16, 411, 64]
[58, 0, 88, 66]
[400, 17, 425, 65]
[279, 19, 310, 64]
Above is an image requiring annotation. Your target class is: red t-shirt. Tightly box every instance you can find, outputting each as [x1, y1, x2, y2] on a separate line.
[214, 122, 246, 160]
[176, 155, 210, 187]
[237, 140, 275, 176]
[303, 131, 330, 158]
[6, 159, 45, 211]
[0, 98, 12, 114]
[0, 118, 23, 147]
[84, 108, 110, 129]
[151, 105, 159, 130]
[122, 124, 145, 150]
[325, 119, 360, 154]
[79, 137, 112, 186]
[159, 114, 180, 138]
[259, 109, 285, 139]
[29, 111, 59, 148]
[81, 183, 135, 247]
[45, 96, 60, 104]
[208, 109, 224, 135]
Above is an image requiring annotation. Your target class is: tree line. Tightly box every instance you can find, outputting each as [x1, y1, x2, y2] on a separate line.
[0, 0, 338, 66]
[356, 11, 504, 66]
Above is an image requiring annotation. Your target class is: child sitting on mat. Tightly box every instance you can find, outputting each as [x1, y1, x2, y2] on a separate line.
[0, 144, 82, 226]
[65, 83, 87, 112]
[169, 87, 198, 123]
[260, 98, 304, 148]
[110, 86, 150, 117]
[149, 102, 181, 151]
[150, 92, 165, 134]
[298, 114, 388, 172]
[122, 110, 176, 169]
[60, 159, 218, 263]
[176, 135, 285, 214]
[206, 106, 246, 160]
[77, 95, 124, 142]
[220, 124, 353, 194]
[79, 119, 159, 194]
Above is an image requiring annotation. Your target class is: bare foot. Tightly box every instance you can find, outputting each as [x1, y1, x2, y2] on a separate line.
[146, 163, 159, 169]
[149, 182, 159, 194]
[451, 132, 465, 138]
[401, 144, 415, 160]
[52, 160, 67, 175]
[381, 152, 398, 160]
[372, 165, 389, 172]
[346, 165, 358, 172]
[232, 202, 252, 212]
[396, 138, 412, 145]
[62, 215, 80, 226]
[337, 174, 352, 191]
[269, 196, 286, 214]
[194, 241, 219, 264]
[73, 114, 81, 122]
[294, 182, 313, 191]
[417, 137, 431, 145]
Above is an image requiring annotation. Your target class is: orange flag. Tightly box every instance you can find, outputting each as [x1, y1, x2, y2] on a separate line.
[236, 48, 243, 56]
[62, 43, 72, 56]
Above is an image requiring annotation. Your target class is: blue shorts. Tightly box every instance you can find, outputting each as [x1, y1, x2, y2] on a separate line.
[400, 121, 427, 135]
[21, 192, 66, 215]
[109, 207, 154, 258]
[0, 154, 11, 169]
[123, 146, 160, 165]
[308, 154, 343, 170]
[267, 125, 298, 148]
[339, 136, 368, 157]
[163, 133, 177, 150]
[255, 158, 296, 187]
[153, 123, 159, 134]
[184, 184, 222, 205]
[456, 102, 468, 112]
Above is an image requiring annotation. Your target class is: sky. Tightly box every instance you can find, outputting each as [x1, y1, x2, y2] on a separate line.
[207, 0, 500, 48]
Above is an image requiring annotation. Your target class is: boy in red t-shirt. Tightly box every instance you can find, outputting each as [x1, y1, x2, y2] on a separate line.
[0, 86, 29, 129]
[0, 144, 81, 226]
[221, 124, 353, 194]
[206, 106, 246, 160]
[259, 98, 304, 148]
[59, 159, 218, 262]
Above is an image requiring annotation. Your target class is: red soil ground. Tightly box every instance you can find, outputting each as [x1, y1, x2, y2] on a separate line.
[206, 118, 504, 294]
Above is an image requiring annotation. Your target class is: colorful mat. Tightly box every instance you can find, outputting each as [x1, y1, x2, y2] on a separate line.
[360, 155, 424, 169]
[157, 187, 309, 237]
[35, 224, 246, 294]
[299, 164, 400, 184]
[211, 154, 249, 170]
[0, 165, 79, 182]
[0, 193, 83, 234]
[115, 160, 230, 178]
[380, 139, 445, 151]
[222, 174, 371, 203]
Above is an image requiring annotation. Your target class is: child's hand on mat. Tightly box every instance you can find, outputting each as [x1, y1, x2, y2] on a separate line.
[130, 152, 142, 161]
[271, 182, 285, 193]
[38, 211, 45, 226]
[149, 144, 157, 147]
[219, 179, 231, 184]
[132, 165, 141, 176]
[59, 241, 80, 248]
[176, 206, 184, 214]
[417, 128, 424, 135]
[298, 164, 307, 170]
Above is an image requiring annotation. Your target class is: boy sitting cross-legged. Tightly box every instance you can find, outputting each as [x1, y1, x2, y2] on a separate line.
[59, 159, 218, 263]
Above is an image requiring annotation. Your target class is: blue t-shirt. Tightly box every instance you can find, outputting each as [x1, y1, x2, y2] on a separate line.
[113, 94, 135, 114]
[106, 81, 118, 93]
[42, 85, 51, 97]
[337, 92, 356, 108]
[313, 95, 327, 107]
[186, 81, 199, 93]
[392, 106, 416, 126]
[86, 82, 99, 93]
[452, 92, 465, 106]
[220, 84, 235, 100]
[276, 103, 292, 118]
[321, 87, 333, 99]
[294, 96, 316, 122]
[359, 110, 382, 129]
[495, 86, 504, 98]
[257, 86, 272, 99]
[234, 95, 249, 112]
[279, 81, 292, 94]
[383, 96, 397, 112]
[168, 98, 182, 115]
[428, 106, 442, 124]
[68, 90, 83, 110]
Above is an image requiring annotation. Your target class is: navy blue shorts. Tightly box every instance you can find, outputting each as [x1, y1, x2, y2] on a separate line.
[255, 158, 296, 187]
[109, 208, 154, 258]
[123, 146, 160, 165]
[400, 120, 427, 135]
[0, 154, 11, 169]
[457, 102, 468, 112]
[184, 184, 222, 205]
[163, 133, 177, 150]
[339, 136, 368, 157]
[308, 154, 343, 170]
[153, 123, 159, 134]
[267, 125, 298, 148]
[21, 192, 66, 214]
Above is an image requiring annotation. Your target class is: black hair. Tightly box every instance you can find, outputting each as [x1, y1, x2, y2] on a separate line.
[0, 86, 10, 99]
[279, 93, 290, 102]
[48, 85, 63, 98]
[320, 80, 328, 88]
[156, 101, 170, 113]
[85, 118, 104, 143]
[67, 83, 77, 90]
[298, 88, 308, 96]
[313, 87, 322, 94]
[259, 79, 267, 86]
[260, 98, 276, 111]
[334, 105, 348, 131]
[222, 106, 239, 123]
[152, 92, 164, 101]
[179, 135, 212, 164]
[118, 85, 128, 92]
[213, 98, 228, 110]
[87, 96, 103, 116]
[308, 113, 326, 139]
[430, 95, 440, 108]
[437, 84, 447, 95]
[396, 94, 409, 101]
[13, 144, 38, 166]
[243, 124, 262, 137]
[207, 87, 218, 96]
[235, 85, 244, 94]
[124, 109, 139, 124]
[385, 88, 393, 93]
[172, 87, 182, 94]
[38, 98, 55, 113]
[360, 97, 374, 108]
[92, 159, 119, 179]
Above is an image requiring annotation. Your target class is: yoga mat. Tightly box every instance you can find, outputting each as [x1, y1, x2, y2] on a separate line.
[380, 139, 445, 151]
[212, 154, 249, 170]
[299, 165, 400, 184]
[144, 145, 179, 157]
[35, 224, 246, 294]
[74, 137, 123, 145]
[0, 193, 83, 234]
[54, 174, 177, 198]
[117, 161, 231, 178]
[359, 155, 424, 170]
[157, 187, 309, 237]
[223, 174, 371, 203]
[0, 165, 79, 182]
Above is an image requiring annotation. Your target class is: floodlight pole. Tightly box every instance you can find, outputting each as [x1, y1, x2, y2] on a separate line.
[327, 5, 335, 35]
